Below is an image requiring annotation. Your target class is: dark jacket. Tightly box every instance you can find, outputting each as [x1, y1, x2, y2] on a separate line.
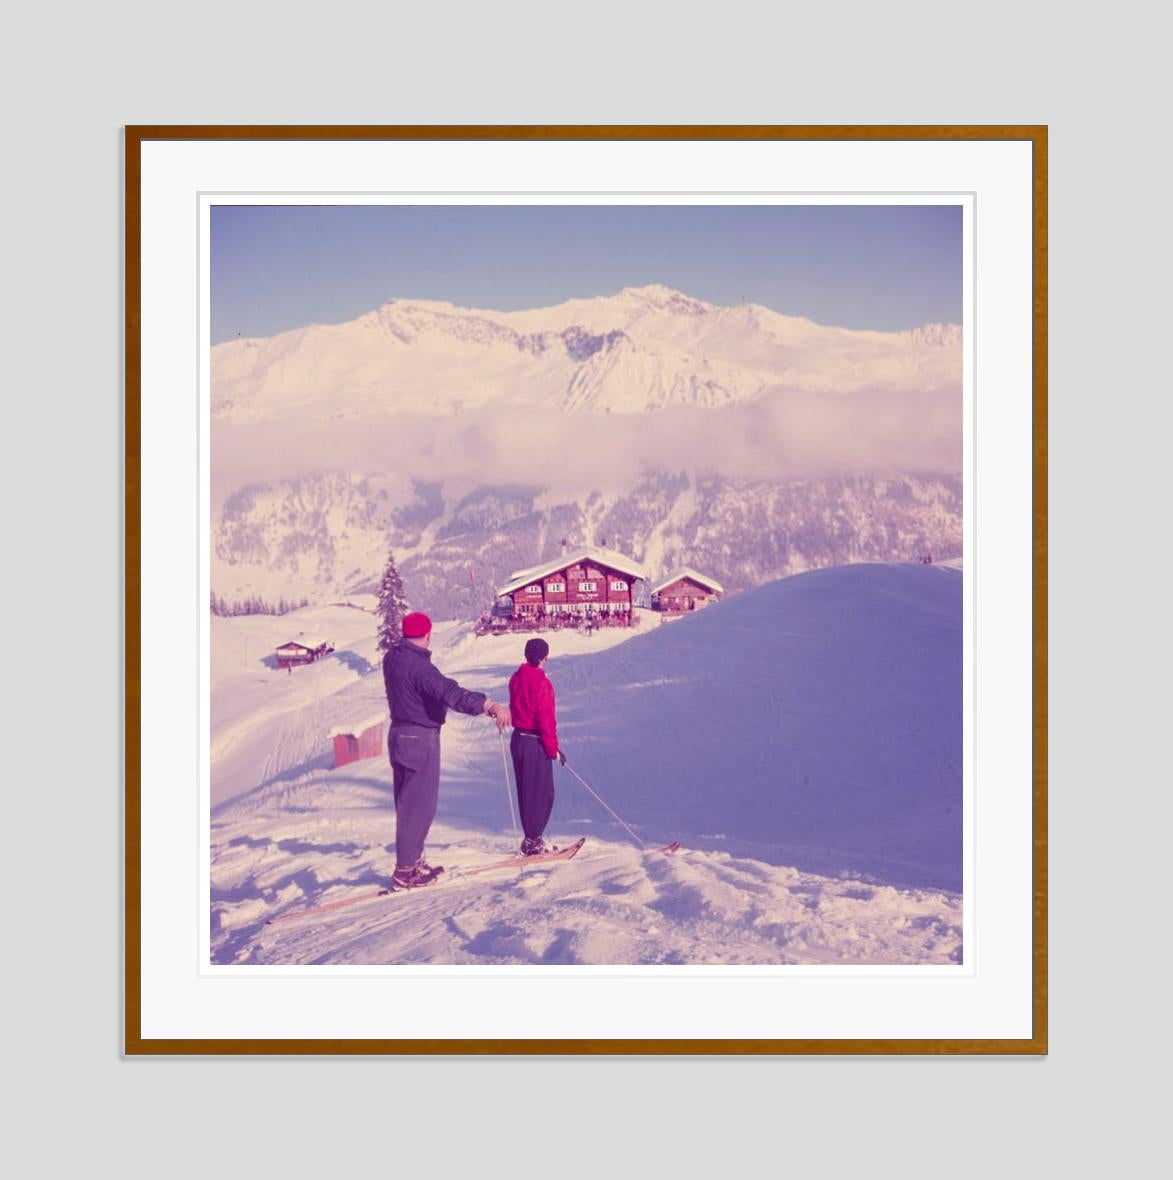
[508, 662, 559, 759]
[383, 639, 487, 729]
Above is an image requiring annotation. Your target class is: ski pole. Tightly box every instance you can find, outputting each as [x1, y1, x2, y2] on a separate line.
[562, 761, 648, 850]
[498, 729, 521, 843]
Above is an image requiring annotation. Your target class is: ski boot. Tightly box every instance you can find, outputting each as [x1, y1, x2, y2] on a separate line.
[391, 859, 444, 890]
[520, 837, 563, 857]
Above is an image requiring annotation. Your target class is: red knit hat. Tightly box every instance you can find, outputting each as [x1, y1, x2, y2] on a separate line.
[402, 611, 432, 638]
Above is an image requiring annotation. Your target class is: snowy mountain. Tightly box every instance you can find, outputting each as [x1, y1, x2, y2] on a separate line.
[211, 284, 962, 614]
[212, 284, 961, 421]
[211, 561, 962, 966]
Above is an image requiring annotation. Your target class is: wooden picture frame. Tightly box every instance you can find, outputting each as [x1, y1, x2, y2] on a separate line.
[125, 125, 1046, 1054]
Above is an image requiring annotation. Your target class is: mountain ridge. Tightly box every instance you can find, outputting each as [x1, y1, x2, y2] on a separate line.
[211, 284, 961, 421]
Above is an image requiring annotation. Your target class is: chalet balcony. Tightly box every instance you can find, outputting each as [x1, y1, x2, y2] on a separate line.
[474, 611, 640, 637]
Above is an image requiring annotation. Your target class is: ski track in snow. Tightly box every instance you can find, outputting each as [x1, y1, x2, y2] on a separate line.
[210, 567, 963, 967]
[212, 770, 961, 967]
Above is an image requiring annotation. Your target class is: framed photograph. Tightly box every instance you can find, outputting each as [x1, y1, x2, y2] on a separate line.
[126, 125, 1046, 1054]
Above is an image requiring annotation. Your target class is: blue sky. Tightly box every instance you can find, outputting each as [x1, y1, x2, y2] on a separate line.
[210, 204, 961, 345]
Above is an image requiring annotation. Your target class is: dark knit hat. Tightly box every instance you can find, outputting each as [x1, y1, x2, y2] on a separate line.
[402, 611, 432, 638]
[524, 637, 550, 666]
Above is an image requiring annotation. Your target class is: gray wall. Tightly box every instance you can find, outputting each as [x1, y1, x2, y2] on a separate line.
[8, 3, 1159, 1175]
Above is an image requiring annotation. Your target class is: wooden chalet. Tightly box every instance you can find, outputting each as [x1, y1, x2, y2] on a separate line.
[651, 568, 725, 615]
[274, 636, 335, 669]
[483, 547, 646, 633]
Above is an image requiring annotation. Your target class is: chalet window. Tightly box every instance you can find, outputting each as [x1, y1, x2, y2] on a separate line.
[525, 585, 542, 594]
[547, 581, 565, 593]
[579, 581, 597, 592]
[610, 580, 628, 591]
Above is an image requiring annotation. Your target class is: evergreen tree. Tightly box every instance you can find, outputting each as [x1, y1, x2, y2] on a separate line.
[376, 550, 410, 654]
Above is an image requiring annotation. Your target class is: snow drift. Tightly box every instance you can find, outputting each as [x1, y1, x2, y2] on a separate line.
[549, 561, 962, 891]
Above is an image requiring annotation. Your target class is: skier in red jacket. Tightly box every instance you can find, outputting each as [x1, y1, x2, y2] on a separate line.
[508, 637, 564, 855]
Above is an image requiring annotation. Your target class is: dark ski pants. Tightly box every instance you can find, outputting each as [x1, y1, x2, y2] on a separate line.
[388, 724, 442, 867]
[510, 730, 555, 840]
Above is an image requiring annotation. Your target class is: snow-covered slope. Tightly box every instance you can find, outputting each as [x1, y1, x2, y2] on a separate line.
[211, 562, 962, 966]
[211, 607, 651, 808]
[552, 561, 962, 891]
[212, 284, 961, 421]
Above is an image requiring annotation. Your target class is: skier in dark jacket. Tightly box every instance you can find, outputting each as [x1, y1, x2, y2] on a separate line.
[383, 611, 510, 888]
[508, 637, 564, 856]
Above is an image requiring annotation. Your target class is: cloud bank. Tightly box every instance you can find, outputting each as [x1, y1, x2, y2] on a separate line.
[211, 385, 961, 510]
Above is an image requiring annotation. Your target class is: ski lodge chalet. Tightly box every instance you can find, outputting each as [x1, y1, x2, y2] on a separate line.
[274, 636, 334, 669]
[651, 568, 725, 615]
[485, 548, 646, 633]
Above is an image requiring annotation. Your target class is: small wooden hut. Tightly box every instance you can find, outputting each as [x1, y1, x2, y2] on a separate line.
[274, 636, 334, 669]
[651, 569, 725, 615]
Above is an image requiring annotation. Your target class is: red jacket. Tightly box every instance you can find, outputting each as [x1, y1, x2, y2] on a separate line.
[508, 662, 559, 758]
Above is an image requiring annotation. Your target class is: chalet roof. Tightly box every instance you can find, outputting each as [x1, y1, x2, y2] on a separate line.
[276, 635, 332, 652]
[499, 547, 646, 596]
[651, 568, 725, 595]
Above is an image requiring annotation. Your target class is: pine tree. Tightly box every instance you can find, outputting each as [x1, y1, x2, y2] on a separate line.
[376, 549, 410, 654]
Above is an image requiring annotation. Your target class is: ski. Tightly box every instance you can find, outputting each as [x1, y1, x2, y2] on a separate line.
[265, 839, 587, 925]
[265, 869, 460, 925]
[657, 841, 681, 854]
[265, 886, 393, 925]
[461, 837, 587, 877]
